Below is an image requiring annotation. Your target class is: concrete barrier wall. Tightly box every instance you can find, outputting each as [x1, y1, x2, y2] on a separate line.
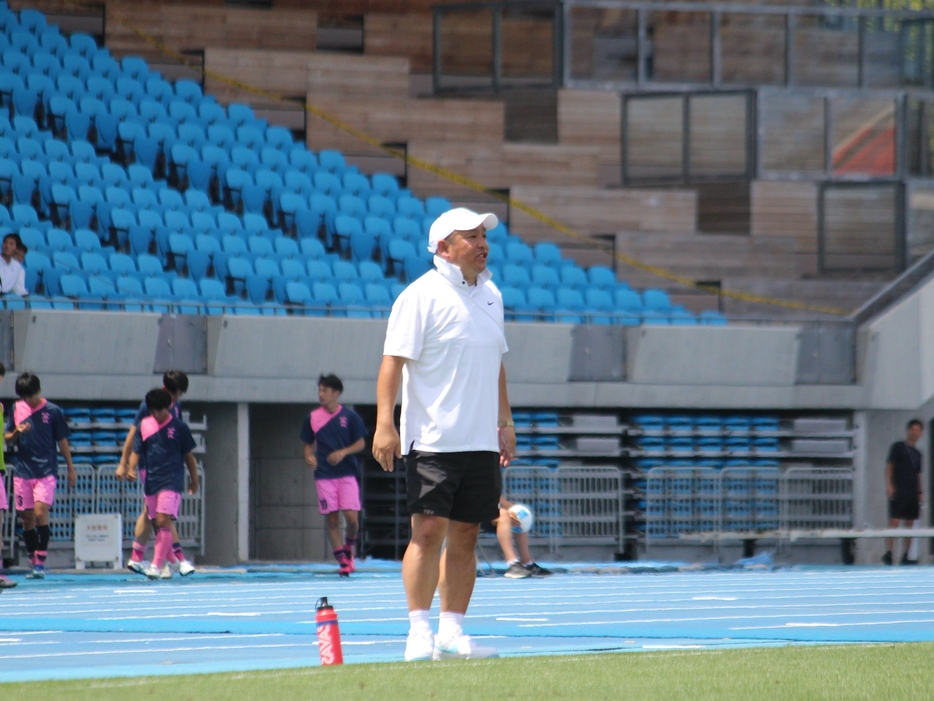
[0, 310, 887, 409]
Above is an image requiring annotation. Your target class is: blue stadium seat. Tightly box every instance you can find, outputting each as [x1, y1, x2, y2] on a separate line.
[531, 264, 560, 289]
[425, 196, 451, 218]
[502, 264, 531, 288]
[339, 281, 371, 319]
[273, 237, 299, 258]
[588, 265, 616, 288]
[371, 173, 400, 199]
[560, 265, 588, 288]
[643, 289, 673, 311]
[318, 149, 345, 174]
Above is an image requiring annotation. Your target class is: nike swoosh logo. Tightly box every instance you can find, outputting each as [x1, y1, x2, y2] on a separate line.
[488, 301, 494, 305]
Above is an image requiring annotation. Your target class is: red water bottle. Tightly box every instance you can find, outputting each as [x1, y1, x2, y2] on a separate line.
[315, 597, 344, 665]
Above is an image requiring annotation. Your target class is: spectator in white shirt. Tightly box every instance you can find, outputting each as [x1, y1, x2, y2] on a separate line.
[0, 233, 27, 297]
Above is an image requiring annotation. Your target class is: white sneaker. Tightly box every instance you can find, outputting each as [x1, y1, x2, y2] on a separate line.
[168, 561, 180, 574]
[127, 560, 149, 576]
[159, 564, 173, 579]
[404, 630, 435, 662]
[177, 560, 195, 576]
[143, 563, 160, 580]
[433, 634, 498, 660]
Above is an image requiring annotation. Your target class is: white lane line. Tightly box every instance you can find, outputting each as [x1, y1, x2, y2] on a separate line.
[642, 645, 706, 649]
[732, 618, 934, 631]
[517, 608, 934, 627]
[0, 634, 287, 647]
[7, 594, 934, 620]
[0, 643, 312, 660]
[0, 639, 408, 661]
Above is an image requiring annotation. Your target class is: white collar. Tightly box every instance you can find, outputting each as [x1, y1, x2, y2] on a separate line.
[432, 255, 492, 290]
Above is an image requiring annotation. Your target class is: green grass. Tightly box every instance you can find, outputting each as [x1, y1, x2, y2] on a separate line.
[4, 644, 934, 701]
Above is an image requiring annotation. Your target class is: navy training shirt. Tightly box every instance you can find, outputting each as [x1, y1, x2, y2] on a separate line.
[132, 400, 182, 473]
[133, 414, 196, 496]
[299, 405, 368, 480]
[9, 399, 70, 479]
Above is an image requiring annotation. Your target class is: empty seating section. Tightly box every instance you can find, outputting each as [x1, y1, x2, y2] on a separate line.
[0, 5, 723, 325]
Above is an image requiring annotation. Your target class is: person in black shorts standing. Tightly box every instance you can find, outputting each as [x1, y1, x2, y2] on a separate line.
[883, 419, 924, 565]
[374, 208, 516, 662]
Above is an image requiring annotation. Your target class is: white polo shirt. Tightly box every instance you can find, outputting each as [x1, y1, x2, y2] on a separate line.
[0, 256, 26, 296]
[383, 256, 508, 454]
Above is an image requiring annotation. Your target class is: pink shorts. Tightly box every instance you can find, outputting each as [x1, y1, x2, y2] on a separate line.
[14, 475, 56, 511]
[0, 475, 7, 510]
[315, 475, 360, 514]
[145, 490, 182, 520]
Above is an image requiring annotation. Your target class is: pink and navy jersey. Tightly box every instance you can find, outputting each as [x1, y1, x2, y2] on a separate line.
[8, 399, 70, 479]
[133, 400, 182, 473]
[133, 414, 196, 496]
[299, 405, 367, 480]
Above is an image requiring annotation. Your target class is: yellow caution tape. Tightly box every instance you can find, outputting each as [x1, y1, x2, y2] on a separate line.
[65, 0, 851, 316]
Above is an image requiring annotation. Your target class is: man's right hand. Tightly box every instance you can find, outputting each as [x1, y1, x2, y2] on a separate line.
[887, 482, 895, 499]
[115, 461, 127, 481]
[305, 454, 318, 469]
[373, 424, 402, 472]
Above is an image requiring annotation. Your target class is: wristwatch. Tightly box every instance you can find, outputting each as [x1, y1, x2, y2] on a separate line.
[497, 420, 514, 428]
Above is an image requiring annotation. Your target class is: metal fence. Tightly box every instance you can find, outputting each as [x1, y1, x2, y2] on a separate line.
[645, 465, 852, 538]
[502, 464, 624, 551]
[2, 463, 205, 559]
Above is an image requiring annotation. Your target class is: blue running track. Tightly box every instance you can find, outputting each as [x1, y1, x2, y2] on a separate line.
[1, 563, 933, 682]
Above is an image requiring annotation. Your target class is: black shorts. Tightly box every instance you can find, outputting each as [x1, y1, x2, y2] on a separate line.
[889, 496, 920, 521]
[405, 449, 501, 524]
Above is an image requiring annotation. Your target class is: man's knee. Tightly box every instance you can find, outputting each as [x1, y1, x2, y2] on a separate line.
[325, 512, 341, 528]
[446, 521, 480, 553]
[411, 515, 448, 549]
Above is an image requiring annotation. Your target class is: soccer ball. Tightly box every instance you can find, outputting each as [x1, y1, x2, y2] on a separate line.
[508, 504, 534, 533]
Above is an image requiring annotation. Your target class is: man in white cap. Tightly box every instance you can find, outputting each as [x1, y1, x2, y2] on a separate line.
[374, 207, 516, 661]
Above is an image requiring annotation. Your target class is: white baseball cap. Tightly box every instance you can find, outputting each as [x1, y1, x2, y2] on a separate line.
[427, 207, 498, 253]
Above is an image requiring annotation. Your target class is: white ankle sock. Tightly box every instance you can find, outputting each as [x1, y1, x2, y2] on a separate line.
[408, 609, 432, 636]
[437, 611, 464, 641]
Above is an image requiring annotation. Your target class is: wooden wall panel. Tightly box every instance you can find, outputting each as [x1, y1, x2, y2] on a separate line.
[305, 95, 504, 153]
[205, 49, 408, 110]
[749, 180, 819, 277]
[364, 13, 432, 73]
[509, 185, 697, 244]
[557, 89, 621, 149]
[105, 2, 316, 60]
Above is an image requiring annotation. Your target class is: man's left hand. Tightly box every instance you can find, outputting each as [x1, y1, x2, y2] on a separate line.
[498, 426, 516, 467]
[327, 450, 344, 466]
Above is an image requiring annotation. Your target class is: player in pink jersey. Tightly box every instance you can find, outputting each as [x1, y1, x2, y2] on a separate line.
[116, 371, 193, 576]
[300, 374, 367, 576]
[6, 373, 75, 579]
[127, 389, 198, 580]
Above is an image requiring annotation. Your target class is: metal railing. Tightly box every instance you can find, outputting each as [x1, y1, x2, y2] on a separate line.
[502, 464, 625, 551]
[645, 465, 853, 539]
[849, 244, 934, 324]
[2, 463, 205, 560]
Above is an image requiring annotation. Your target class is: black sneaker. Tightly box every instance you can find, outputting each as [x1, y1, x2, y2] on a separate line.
[525, 562, 553, 577]
[900, 553, 918, 566]
[0, 574, 16, 589]
[504, 562, 530, 579]
[882, 551, 893, 566]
